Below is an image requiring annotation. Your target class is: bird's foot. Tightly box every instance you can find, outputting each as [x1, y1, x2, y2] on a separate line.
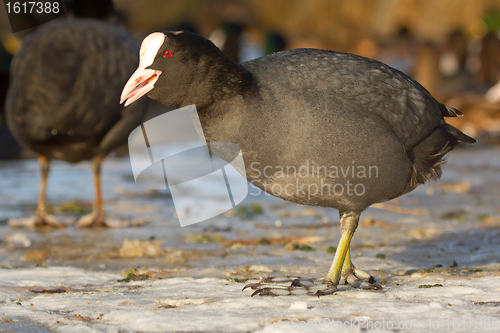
[340, 264, 382, 290]
[75, 212, 145, 228]
[75, 212, 108, 228]
[8, 212, 65, 229]
[243, 276, 337, 297]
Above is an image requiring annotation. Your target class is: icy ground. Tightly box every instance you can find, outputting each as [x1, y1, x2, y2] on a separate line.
[0, 145, 500, 332]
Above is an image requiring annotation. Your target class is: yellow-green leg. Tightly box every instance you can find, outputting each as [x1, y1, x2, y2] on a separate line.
[243, 211, 379, 296]
[324, 212, 378, 287]
[323, 212, 359, 287]
[340, 248, 376, 285]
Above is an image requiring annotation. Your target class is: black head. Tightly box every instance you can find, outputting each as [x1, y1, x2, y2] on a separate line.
[121, 31, 243, 108]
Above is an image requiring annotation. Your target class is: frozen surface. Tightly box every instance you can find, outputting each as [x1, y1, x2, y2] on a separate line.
[1, 145, 500, 332]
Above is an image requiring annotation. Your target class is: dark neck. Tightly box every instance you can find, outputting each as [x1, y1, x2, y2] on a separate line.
[152, 53, 253, 112]
[187, 58, 252, 110]
[192, 58, 254, 147]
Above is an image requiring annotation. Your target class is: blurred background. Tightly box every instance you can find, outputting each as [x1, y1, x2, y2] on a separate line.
[0, 0, 500, 278]
[3, 0, 500, 159]
[1, 4, 500, 331]
[1, 0, 500, 151]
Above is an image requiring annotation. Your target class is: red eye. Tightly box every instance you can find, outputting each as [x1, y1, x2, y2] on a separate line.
[163, 50, 172, 57]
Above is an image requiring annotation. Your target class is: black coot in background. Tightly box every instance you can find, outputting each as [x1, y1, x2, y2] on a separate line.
[6, 18, 147, 228]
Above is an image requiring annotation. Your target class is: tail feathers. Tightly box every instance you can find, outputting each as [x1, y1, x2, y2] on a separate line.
[407, 123, 475, 189]
[440, 104, 463, 117]
[444, 123, 477, 143]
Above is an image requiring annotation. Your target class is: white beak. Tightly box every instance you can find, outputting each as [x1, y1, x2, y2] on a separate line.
[120, 67, 162, 107]
[121, 32, 166, 107]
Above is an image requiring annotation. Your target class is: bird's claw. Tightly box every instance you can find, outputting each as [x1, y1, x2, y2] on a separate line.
[8, 212, 65, 229]
[75, 213, 145, 228]
[251, 288, 274, 297]
[243, 276, 337, 297]
[360, 281, 383, 290]
[340, 264, 382, 290]
[75, 212, 107, 227]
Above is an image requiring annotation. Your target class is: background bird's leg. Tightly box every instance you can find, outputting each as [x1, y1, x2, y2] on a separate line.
[34, 156, 64, 228]
[92, 155, 103, 217]
[323, 212, 359, 287]
[75, 155, 107, 227]
[36, 155, 50, 216]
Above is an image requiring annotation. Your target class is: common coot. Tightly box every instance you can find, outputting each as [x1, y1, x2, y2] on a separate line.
[6, 19, 147, 228]
[121, 31, 475, 296]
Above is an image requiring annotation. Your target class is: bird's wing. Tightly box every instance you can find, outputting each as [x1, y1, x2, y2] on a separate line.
[329, 58, 446, 149]
[243, 49, 447, 150]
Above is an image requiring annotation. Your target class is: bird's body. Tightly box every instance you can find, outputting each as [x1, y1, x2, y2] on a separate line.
[122, 31, 475, 295]
[196, 48, 473, 212]
[7, 19, 145, 162]
[7, 18, 147, 227]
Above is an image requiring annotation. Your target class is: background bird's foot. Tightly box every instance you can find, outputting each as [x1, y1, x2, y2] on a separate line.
[8, 212, 65, 229]
[340, 265, 382, 290]
[75, 213, 145, 228]
[242, 276, 336, 297]
[75, 212, 108, 228]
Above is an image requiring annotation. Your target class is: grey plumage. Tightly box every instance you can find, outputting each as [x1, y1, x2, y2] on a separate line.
[125, 31, 476, 294]
[145, 33, 474, 213]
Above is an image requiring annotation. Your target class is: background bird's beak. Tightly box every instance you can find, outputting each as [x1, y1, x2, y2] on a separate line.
[120, 67, 162, 107]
